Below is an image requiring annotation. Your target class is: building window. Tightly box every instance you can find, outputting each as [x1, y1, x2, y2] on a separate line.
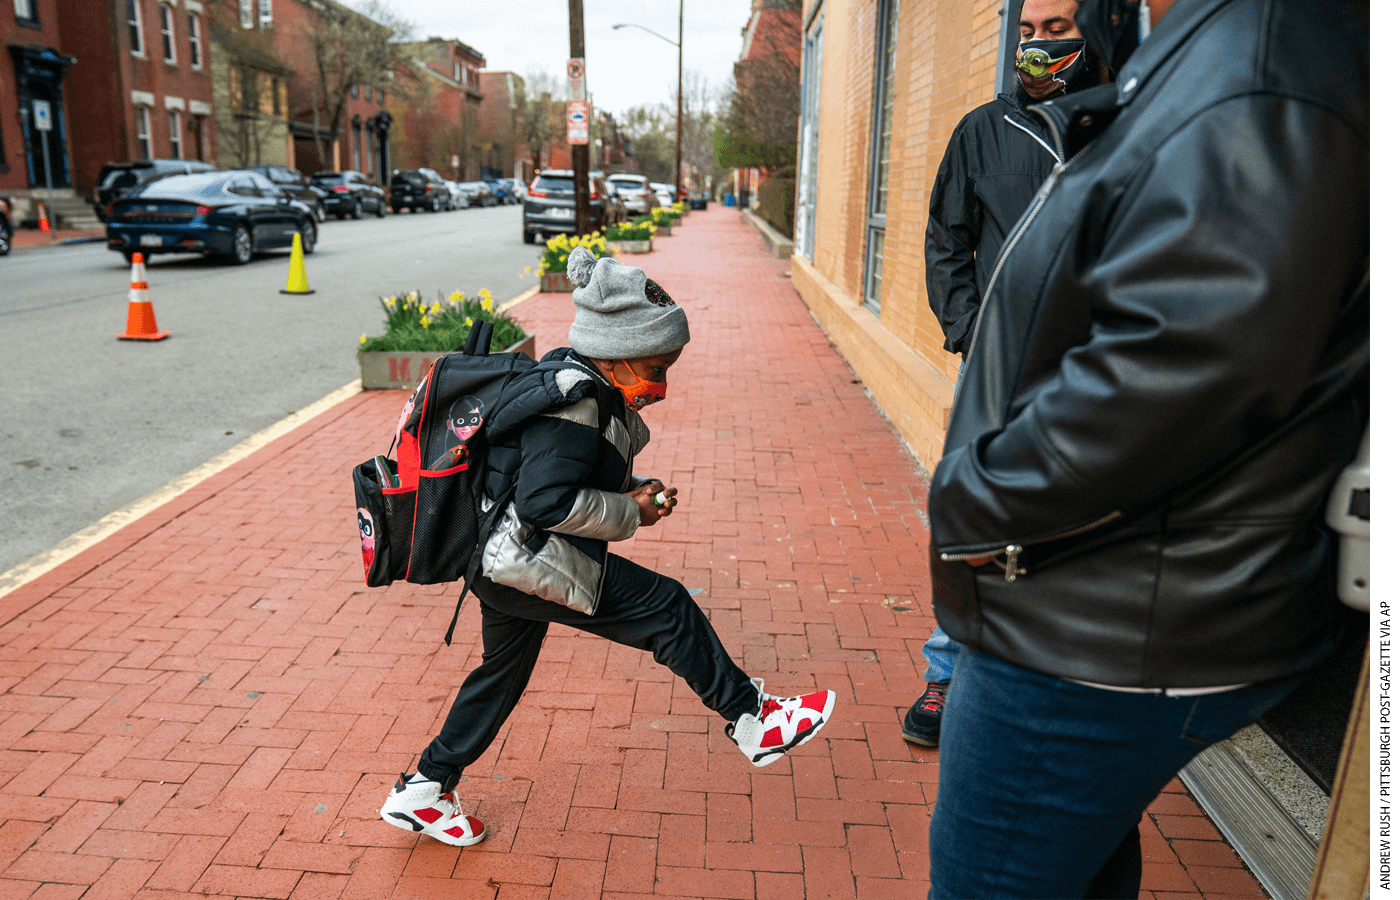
[376, 88, 384, 105]
[257, 0, 270, 26]
[168, 109, 182, 159]
[794, 16, 824, 261]
[350, 83, 359, 99]
[366, 131, 375, 179]
[135, 106, 151, 158]
[14, 0, 38, 25]
[191, 115, 206, 161]
[188, 13, 202, 68]
[128, 0, 144, 55]
[352, 122, 361, 171]
[863, 0, 899, 314]
[159, 3, 176, 62]
[271, 77, 280, 115]
[238, 0, 252, 28]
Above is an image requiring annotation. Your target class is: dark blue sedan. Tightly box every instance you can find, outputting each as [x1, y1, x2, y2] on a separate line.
[106, 170, 318, 265]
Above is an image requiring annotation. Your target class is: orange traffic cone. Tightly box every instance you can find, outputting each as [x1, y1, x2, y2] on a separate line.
[116, 252, 171, 341]
[37, 203, 50, 232]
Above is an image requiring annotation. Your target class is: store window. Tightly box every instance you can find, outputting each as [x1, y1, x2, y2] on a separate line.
[159, 4, 176, 63]
[127, 0, 145, 55]
[794, 14, 823, 261]
[135, 106, 151, 158]
[168, 109, 182, 159]
[188, 13, 202, 68]
[863, 0, 899, 314]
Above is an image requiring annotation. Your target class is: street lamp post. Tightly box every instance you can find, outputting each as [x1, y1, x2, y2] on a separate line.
[613, 0, 683, 200]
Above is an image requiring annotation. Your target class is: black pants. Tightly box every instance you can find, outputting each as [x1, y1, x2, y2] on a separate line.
[417, 553, 759, 790]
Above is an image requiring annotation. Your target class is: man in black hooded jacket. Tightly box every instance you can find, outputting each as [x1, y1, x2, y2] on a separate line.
[905, 0, 1104, 749]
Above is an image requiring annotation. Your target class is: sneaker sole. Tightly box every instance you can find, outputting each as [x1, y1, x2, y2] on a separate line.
[900, 729, 939, 748]
[380, 807, 486, 847]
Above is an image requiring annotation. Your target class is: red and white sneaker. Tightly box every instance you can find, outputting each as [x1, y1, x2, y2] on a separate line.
[726, 678, 837, 767]
[379, 773, 485, 846]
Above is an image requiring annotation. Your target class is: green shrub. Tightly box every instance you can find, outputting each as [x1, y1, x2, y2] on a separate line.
[605, 220, 658, 241]
[359, 289, 526, 353]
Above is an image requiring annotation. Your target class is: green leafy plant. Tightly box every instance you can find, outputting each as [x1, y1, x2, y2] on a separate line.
[604, 219, 658, 242]
[647, 208, 679, 227]
[538, 232, 614, 274]
[359, 289, 526, 353]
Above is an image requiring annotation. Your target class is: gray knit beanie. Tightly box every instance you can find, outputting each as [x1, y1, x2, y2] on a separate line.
[566, 246, 690, 359]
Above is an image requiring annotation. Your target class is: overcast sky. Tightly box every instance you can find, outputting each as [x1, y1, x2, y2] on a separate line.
[398, 0, 755, 115]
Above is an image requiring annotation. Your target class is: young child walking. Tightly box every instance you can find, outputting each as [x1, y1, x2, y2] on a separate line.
[380, 246, 837, 846]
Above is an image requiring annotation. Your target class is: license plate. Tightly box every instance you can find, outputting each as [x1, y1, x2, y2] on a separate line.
[546, 208, 571, 220]
[139, 234, 163, 247]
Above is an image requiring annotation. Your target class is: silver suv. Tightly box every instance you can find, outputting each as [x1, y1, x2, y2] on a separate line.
[605, 174, 654, 216]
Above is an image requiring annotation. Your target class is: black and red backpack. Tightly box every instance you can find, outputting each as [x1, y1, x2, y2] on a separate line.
[351, 321, 605, 642]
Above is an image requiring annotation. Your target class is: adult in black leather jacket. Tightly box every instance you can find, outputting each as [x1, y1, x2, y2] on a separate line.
[924, 0, 1367, 895]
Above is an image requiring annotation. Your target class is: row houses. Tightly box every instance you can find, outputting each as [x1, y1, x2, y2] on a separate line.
[1, 0, 532, 226]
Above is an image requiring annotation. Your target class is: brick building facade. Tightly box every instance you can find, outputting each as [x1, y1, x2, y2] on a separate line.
[387, 37, 483, 181]
[790, 0, 1004, 469]
[61, 0, 216, 197]
[2, 0, 74, 221]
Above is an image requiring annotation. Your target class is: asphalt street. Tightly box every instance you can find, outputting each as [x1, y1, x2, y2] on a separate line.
[0, 202, 542, 576]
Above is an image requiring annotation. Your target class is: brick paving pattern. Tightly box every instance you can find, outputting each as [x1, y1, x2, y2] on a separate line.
[0, 208, 1266, 898]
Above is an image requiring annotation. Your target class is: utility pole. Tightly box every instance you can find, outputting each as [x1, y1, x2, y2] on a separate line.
[675, 0, 683, 202]
[568, 0, 592, 234]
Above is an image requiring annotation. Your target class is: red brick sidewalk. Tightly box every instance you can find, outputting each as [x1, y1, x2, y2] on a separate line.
[10, 228, 105, 250]
[0, 208, 1263, 899]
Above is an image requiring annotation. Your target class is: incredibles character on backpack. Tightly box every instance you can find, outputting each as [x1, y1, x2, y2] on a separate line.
[379, 246, 839, 847]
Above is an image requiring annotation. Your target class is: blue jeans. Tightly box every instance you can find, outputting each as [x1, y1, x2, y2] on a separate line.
[929, 647, 1307, 899]
[921, 626, 960, 683]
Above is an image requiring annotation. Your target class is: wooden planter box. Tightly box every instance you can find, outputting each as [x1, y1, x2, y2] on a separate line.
[612, 239, 653, 254]
[358, 335, 536, 390]
[539, 271, 571, 293]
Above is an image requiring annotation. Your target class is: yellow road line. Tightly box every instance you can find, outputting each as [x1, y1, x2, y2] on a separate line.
[0, 379, 364, 600]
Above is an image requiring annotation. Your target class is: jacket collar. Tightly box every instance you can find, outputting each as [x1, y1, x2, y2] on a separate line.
[1113, 0, 1234, 106]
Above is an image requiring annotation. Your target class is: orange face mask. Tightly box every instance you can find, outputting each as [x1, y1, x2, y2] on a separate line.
[613, 359, 667, 410]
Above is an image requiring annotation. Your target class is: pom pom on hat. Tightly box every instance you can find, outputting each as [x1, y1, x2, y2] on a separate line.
[567, 246, 598, 288]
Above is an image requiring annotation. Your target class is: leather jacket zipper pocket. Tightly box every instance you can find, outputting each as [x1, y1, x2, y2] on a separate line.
[940, 510, 1124, 582]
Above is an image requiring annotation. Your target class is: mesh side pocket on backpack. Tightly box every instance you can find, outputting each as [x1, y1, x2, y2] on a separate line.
[406, 462, 479, 585]
[353, 460, 412, 587]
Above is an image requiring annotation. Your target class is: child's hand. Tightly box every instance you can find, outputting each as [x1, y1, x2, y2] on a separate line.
[629, 482, 678, 526]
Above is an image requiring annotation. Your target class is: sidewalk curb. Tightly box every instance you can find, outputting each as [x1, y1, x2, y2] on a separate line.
[0, 379, 363, 603]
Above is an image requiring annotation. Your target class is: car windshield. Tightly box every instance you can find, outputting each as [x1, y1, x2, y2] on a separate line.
[534, 176, 575, 192]
[611, 178, 646, 189]
[128, 175, 228, 198]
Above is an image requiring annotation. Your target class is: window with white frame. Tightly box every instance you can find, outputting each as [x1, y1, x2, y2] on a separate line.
[794, 14, 823, 261]
[14, 0, 38, 24]
[135, 106, 151, 158]
[257, 0, 271, 26]
[159, 4, 176, 62]
[188, 13, 202, 68]
[863, 0, 899, 314]
[168, 109, 182, 159]
[127, 0, 144, 55]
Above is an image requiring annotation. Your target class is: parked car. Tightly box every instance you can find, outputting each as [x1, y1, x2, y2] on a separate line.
[105, 170, 317, 265]
[502, 178, 527, 202]
[0, 197, 11, 255]
[310, 170, 387, 219]
[390, 168, 452, 213]
[240, 165, 328, 221]
[462, 181, 497, 208]
[94, 159, 218, 222]
[522, 170, 620, 244]
[484, 179, 514, 205]
[606, 174, 655, 216]
[599, 181, 629, 226]
[649, 182, 674, 206]
[444, 181, 470, 210]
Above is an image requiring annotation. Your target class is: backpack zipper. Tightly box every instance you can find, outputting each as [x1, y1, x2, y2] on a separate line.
[940, 510, 1124, 582]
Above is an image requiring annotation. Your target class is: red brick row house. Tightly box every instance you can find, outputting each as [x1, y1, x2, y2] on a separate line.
[386, 37, 483, 181]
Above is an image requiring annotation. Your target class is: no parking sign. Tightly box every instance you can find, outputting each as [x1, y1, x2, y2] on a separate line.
[566, 100, 589, 145]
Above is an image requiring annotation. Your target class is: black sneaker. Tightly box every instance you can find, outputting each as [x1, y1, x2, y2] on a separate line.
[901, 681, 949, 747]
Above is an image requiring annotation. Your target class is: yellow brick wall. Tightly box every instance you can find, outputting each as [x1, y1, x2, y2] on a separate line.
[796, 0, 1002, 470]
